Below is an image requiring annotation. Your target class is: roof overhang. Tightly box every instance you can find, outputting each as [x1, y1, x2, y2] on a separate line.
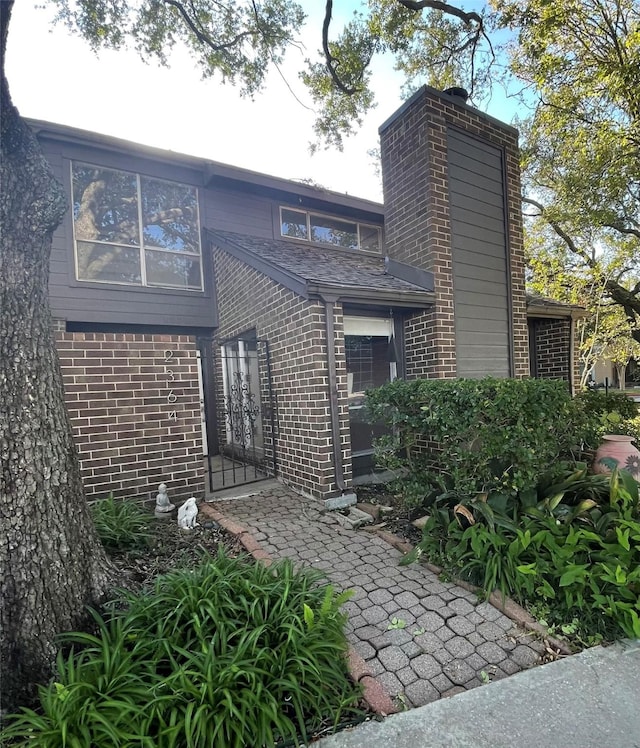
[208, 230, 309, 298]
[527, 302, 587, 320]
[27, 118, 383, 220]
[308, 283, 435, 308]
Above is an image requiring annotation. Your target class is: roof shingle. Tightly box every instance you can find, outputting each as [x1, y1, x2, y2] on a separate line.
[208, 230, 432, 295]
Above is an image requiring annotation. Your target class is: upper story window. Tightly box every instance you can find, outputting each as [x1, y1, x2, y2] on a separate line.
[280, 207, 382, 253]
[71, 162, 203, 290]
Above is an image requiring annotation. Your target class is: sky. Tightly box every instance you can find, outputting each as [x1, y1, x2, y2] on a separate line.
[5, 1, 519, 203]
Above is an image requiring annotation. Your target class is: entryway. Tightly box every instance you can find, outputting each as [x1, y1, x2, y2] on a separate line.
[344, 315, 397, 479]
[205, 336, 276, 492]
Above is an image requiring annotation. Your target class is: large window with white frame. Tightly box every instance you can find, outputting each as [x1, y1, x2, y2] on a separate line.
[71, 162, 203, 290]
[280, 207, 382, 252]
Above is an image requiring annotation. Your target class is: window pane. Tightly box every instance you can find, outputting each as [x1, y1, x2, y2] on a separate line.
[145, 250, 202, 289]
[360, 225, 382, 252]
[72, 165, 139, 245]
[310, 214, 358, 249]
[281, 208, 308, 239]
[76, 241, 141, 284]
[345, 335, 390, 393]
[141, 178, 200, 253]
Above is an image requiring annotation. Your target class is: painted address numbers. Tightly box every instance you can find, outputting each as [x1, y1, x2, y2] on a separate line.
[163, 349, 178, 422]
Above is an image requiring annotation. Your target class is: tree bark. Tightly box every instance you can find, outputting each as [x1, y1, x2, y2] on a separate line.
[1, 1, 116, 712]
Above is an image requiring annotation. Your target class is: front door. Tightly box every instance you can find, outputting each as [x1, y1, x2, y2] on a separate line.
[344, 316, 396, 478]
[208, 337, 275, 491]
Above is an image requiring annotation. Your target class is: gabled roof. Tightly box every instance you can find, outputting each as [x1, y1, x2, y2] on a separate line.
[207, 230, 435, 308]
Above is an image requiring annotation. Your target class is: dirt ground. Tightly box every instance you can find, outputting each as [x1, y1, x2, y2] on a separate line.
[107, 507, 243, 589]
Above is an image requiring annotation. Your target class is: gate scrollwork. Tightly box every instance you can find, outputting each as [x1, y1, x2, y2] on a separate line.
[225, 370, 261, 448]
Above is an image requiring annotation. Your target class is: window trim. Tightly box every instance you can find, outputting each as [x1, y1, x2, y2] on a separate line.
[279, 206, 382, 253]
[71, 161, 204, 291]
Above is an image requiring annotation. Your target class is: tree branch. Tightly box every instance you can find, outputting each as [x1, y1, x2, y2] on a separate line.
[163, 0, 254, 52]
[603, 222, 640, 240]
[395, 0, 482, 28]
[522, 196, 597, 267]
[321, 0, 486, 98]
[524, 195, 640, 344]
[321, 0, 360, 95]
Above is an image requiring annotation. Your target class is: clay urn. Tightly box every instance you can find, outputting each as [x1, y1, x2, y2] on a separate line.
[593, 435, 640, 480]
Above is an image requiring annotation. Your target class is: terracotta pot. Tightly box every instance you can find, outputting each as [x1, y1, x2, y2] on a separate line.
[593, 435, 640, 479]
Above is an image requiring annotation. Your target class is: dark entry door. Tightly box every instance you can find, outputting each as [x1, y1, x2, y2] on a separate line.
[344, 316, 395, 477]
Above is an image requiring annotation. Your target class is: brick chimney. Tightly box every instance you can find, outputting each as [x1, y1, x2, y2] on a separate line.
[379, 86, 528, 379]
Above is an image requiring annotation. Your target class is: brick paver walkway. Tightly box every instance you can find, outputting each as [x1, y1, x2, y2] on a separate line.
[207, 485, 545, 709]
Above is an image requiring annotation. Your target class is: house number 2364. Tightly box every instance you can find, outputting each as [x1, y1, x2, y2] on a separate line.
[164, 350, 178, 422]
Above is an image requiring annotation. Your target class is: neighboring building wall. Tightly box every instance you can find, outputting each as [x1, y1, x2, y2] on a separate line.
[213, 249, 351, 500]
[54, 325, 204, 502]
[380, 86, 529, 379]
[530, 318, 572, 382]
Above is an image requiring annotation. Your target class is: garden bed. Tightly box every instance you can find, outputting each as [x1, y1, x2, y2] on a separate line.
[2, 500, 366, 747]
[105, 506, 243, 590]
[354, 483, 423, 545]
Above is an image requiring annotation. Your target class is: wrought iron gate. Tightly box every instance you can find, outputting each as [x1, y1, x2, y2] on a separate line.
[208, 338, 276, 492]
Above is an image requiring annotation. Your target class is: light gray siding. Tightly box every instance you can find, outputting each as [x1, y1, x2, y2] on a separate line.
[447, 129, 511, 378]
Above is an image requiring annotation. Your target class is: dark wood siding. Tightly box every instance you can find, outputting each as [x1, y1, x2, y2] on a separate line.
[447, 129, 511, 377]
[201, 187, 274, 238]
[41, 138, 276, 329]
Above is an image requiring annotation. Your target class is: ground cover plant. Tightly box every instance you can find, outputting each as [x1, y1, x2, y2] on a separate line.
[2, 504, 362, 747]
[403, 466, 640, 643]
[90, 494, 152, 552]
[364, 378, 640, 647]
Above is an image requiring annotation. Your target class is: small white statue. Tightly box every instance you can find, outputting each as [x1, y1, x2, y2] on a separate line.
[155, 483, 175, 514]
[178, 497, 199, 530]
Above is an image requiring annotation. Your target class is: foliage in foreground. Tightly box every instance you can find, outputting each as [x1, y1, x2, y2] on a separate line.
[366, 377, 592, 504]
[1, 551, 361, 747]
[90, 495, 152, 551]
[405, 466, 640, 643]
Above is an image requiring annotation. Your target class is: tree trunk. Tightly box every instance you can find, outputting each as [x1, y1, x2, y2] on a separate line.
[1, 2, 116, 713]
[615, 363, 626, 390]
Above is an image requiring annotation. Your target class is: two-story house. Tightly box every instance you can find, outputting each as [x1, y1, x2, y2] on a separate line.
[32, 85, 580, 505]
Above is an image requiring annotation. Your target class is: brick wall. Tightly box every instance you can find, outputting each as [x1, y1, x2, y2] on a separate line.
[380, 87, 529, 379]
[530, 318, 573, 383]
[54, 327, 204, 502]
[213, 249, 351, 500]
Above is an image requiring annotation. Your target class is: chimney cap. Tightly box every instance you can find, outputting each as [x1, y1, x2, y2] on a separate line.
[442, 86, 469, 103]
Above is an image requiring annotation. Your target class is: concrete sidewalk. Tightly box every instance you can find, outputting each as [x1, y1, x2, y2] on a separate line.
[204, 484, 549, 710]
[316, 641, 640, 748]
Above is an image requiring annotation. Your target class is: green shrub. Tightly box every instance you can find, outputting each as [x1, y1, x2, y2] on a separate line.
[90, 495, 151, 551]
[406, 468, 640, 642]
[618, 415, 640, 448]
[575, 388, 639, 421]
[366, 377, 591, 499]
[574, 390, 640, 447]
[1, 551, 361, 747]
